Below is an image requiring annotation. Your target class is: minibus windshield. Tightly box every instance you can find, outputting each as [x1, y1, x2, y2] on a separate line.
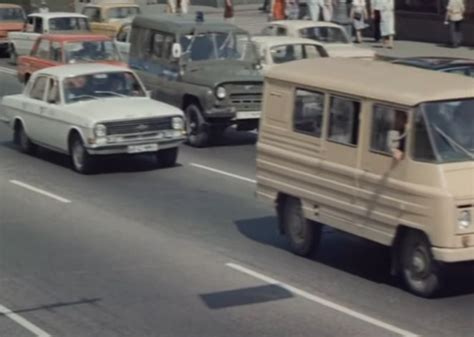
[415, 99, 474, 163]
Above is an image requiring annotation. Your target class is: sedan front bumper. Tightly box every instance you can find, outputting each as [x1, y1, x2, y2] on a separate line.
[86, 136, 185, 155]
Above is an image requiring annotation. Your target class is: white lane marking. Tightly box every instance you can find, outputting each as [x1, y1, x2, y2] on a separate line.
[226, 263, 418, 337]
[0, 66, 16, 76]
[10, 180, 71, 204]
[0, 303, 51, 337]
[189, 163, 256, 184]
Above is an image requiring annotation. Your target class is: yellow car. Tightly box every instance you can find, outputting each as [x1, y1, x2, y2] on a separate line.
[82, 1, 140, 37]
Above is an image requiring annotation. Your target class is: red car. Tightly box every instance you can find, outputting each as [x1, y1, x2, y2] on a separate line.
[18, 34, 127, 83]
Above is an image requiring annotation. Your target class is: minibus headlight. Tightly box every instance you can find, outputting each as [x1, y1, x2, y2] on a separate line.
[94, 124, 107, 138]
[172, 116, 184, 130]
[215, 86, 226, 100]
[458, 210, 472, 229]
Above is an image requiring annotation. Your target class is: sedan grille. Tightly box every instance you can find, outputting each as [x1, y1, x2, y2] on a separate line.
[105, 117, 172, 136]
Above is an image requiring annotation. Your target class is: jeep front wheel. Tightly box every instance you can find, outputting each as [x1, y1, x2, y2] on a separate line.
[185, 104, 208, 147]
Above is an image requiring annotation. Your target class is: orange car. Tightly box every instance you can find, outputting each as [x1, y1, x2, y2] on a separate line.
[17, 34, 127, 83]
[0, 4, 25, 57]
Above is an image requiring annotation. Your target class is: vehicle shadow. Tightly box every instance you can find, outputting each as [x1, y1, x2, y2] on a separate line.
[199, 129, 258, 148]
[0, 298, 101, 316]
[235, 216, 474, 297]
[3, 142, 177, 174]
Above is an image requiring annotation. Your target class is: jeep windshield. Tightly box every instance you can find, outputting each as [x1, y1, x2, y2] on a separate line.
[414, 99, 473, 163]
[0, 8, 25, 21]
[64, 71, 145, 103]
[106, 6, 140, 20]
[180, 32, 255, 62]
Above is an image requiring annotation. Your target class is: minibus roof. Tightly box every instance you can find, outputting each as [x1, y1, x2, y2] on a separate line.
[265, 58, 474, 106]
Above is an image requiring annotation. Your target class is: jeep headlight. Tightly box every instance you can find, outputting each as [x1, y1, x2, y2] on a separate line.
[458, 210, 472, 229]
[172, 116, 184, 130]
[94, 124, 107, 138]
[215, 86, 226, 100]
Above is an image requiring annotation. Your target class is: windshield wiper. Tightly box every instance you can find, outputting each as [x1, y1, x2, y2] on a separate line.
[93, 91, 126, 97]
[433, 125, 474, 159]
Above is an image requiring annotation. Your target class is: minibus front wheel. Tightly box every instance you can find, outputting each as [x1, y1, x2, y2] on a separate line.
[281, 197, 322, 257]
[400, 230, 442, 298]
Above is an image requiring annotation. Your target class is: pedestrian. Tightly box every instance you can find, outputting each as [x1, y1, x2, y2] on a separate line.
[179, 0, 189, 14]
[224, 0, 234, 22]
[259, 0, 270, 12]
[445, 0, 465, 48]
[350, 0, 368, 43]
[167, 0, 176, 14]
[371, 0, 382, 42]
[272, 0, 286, 20]
[321, 0, 334, 21]
[286, 0, 299, 19]
[380, 0, 395, 48]
[306, 0, 323, 21]
[38, 0, 49, 13]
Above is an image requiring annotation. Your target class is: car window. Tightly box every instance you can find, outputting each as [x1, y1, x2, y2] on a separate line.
[270, 44, 325, 64]
[370, 105, 408, 155]
[29, 76, 48, 100]
[151, 32, 164, 59]
[46, 77, 60, 104]
[49, 17, 89, 31]
[262, 26, 276, 36]
[276, 27, 287, 36]
[82, 7, 101, 22]
[293, 89, 325, 137]
[106, 6, 140, 20]
[35, 38, 49, 58]
[328, 96, 360, 145]
[25, 16, 35, 32]
[299, 27, 349, 44]
[116, 24, 131, 42]
[34, 17, 43, 33]
[445, 67, 470, 76]
[50, 42, 62, 62]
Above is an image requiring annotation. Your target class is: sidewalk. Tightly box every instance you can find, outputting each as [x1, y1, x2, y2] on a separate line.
[146, 3, 474, 60]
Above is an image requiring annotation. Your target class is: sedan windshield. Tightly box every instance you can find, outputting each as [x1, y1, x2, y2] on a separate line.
[64, 41, 121, 63]
[106, 6, 140, 19]
[414, 99, 474, 163]
[300, 27, 349, 44]
[49, 17, 90, 32]
[180, 32, 255, 62]
[270, 44, 326, 64]
[0, 8, 25, 21]
[63, 71, 145, 103]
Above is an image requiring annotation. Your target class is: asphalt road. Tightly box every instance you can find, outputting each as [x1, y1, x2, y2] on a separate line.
[0, 58, 474, 337]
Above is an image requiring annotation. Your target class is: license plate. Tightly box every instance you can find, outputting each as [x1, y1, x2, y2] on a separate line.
[127, 143, 158, 154]
[235, 111, 261, 120]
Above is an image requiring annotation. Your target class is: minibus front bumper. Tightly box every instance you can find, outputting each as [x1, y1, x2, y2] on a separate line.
[432, 246, 474, 263]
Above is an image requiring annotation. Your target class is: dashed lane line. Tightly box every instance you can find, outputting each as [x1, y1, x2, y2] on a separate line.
[10, 180, 72, 204]
[0, 303, 51, 337]
[189, 163, 256, 184]
[226, 262, 419, 337]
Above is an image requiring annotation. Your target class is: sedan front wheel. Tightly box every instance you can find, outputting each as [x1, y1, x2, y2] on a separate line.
[70, 136, 95, 174]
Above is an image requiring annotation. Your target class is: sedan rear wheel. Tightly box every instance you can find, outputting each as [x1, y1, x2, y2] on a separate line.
[15, 124, 36, 154]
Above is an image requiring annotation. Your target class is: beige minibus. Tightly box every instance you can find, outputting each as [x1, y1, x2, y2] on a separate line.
[257, 58, 474, 297]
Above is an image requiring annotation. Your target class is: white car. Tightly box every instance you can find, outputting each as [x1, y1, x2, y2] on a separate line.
[0, 64, 186, 174]
[115, 20, 132, 62]
[8, 12, 90, 64]
[262, 20, 376, 59]
[251, 36, 328, 70]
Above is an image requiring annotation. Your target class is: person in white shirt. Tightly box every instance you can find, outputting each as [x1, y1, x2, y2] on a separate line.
[307, 0, 324, 21]
[350, 0, 368, 43]
[445, 0, 465, 47]
[379, 0, 395, 48]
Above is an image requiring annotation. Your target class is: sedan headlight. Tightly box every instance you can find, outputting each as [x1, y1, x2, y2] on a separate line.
[458, 210, 472, 229]
[94, 124, 107, 138]
[172, 116, 184, 130]
[215, 86, 226, 100]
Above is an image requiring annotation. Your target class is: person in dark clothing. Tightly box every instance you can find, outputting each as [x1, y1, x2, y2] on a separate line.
[259, 0, 270, 12]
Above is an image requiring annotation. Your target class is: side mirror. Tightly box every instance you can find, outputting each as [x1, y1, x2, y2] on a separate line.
[172, 43, 182, 59]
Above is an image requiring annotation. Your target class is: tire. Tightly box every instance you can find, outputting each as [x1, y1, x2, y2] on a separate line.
[14, 123, 36, 154]
[185, 104, 208, 147]
[70, 135, 95, 174]
[281, 197, 322, 256]
[400, 231, 442, 298]
[9, 45, 17, 65]
[156, 147, 178, 168]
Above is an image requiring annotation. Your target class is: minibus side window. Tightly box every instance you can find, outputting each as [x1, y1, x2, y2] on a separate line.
[412, 110, 437, 162]
[131, 27, 151, 59]
[328, 96, 360, 146]
[370, 105, 408, 155]
[293, 89, 324, 137]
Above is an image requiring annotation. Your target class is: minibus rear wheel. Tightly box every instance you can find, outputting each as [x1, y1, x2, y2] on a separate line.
[400, 231, 442, 298]
[282, 197, 322, 257]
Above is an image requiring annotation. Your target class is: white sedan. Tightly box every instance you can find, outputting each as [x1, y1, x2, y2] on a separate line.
[261, 21, 376, 59]
[0, 64, 186, 174]
[252, 36, 328, 70]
